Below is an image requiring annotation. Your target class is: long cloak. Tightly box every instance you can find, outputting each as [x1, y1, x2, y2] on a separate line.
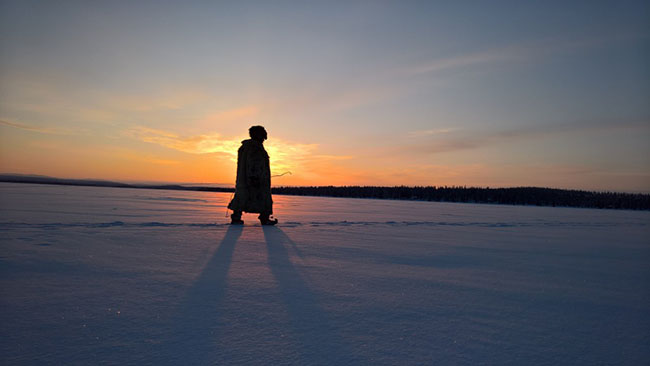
[227, 139, 273, 214]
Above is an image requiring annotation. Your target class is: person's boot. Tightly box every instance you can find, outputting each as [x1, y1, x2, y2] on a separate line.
[230, 212, 244, 225]
[259, 214, 278, 226]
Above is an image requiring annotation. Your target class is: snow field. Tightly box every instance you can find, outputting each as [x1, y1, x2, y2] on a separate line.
[1, 183, 649, 365]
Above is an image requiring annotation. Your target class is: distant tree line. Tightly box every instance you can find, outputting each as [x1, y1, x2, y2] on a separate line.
[271, 186, 650, 210]
[2, 175, 648, 210]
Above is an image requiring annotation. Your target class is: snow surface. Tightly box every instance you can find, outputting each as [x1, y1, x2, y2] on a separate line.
[1, 182, 649, 365]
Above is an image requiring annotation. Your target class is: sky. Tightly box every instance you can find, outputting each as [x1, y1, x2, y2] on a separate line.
[1, 0, 649, 191]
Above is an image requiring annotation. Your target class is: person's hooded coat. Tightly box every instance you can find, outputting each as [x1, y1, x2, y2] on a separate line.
[227, 139, 273, 214]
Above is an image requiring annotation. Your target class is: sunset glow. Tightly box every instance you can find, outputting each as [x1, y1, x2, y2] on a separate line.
[1, 1, 648, 191]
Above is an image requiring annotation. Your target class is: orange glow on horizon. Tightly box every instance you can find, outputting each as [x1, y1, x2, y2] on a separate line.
[1, 116, 648, 192]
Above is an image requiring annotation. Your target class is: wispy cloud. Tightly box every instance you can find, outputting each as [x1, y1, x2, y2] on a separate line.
[416, 117, 649, 154]
[125, 126, 352, 178]
[0, 119, 77, 135]
[125, 126, 241, 156]
[405, 33, 646, 76]
[406, 51, 510, 75]
[408, 128, 458, 137]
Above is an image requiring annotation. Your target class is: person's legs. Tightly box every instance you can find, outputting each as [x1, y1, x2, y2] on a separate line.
[230, 210, 244, 224]
[258, 212, 278, 225]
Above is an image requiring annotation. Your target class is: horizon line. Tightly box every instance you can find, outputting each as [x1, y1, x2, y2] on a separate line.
[1, 172, 648, 195]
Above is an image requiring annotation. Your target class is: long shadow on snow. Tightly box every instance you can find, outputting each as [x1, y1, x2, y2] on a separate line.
[263, 227, 359, 365]
[155, 225, 242, 364]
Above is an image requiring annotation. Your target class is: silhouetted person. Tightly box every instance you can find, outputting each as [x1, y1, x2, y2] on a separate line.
[227, 125, 278, 225]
